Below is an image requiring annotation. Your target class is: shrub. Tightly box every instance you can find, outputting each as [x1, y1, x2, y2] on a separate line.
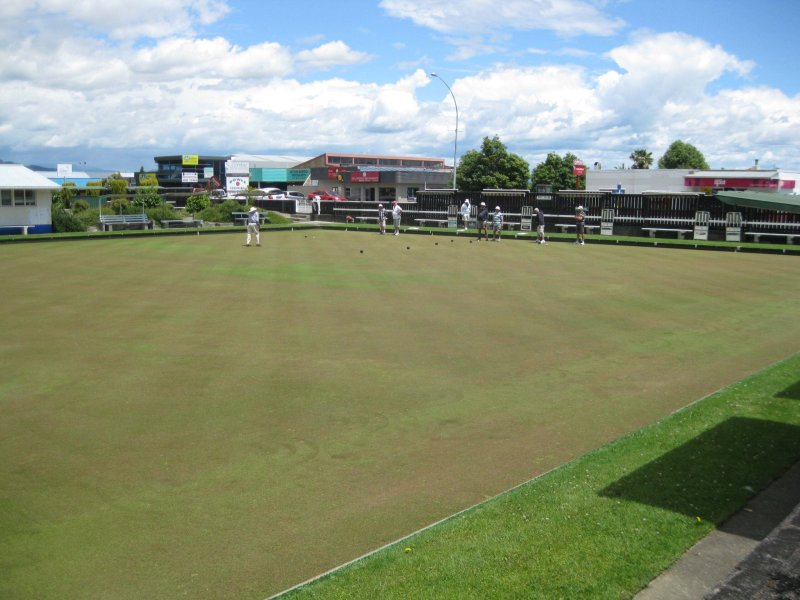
[51, 205, 85, 232]
[75, 208, 100, 229]
[186, 193, 210, 216]
[198, 199, 246, 223]
[108, 197, 131, 214]
[72, 199, 90, 213]
[133, 186, 162, 209]
[146, 205, 180, 222]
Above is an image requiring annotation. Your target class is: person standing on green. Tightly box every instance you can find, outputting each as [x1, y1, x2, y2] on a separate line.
[492, 206, 503, 241]
[575, 205, 586, 245]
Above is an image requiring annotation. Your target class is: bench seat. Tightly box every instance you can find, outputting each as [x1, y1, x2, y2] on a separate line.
[555, 223, 600, 234]
[641, 227, 693, 239]
[160, 219, 204, 228]
[744, 232, 799, 244]
[99, 214, 153, 231]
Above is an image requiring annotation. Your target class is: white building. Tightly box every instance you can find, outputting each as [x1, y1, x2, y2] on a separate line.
[587, 168, 800, 195]
[0, 164, 60, 234]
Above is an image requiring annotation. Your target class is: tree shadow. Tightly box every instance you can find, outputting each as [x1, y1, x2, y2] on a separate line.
[599, 417, 800, 538]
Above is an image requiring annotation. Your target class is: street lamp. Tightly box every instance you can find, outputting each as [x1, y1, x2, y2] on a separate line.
[430, 72, 458, 191]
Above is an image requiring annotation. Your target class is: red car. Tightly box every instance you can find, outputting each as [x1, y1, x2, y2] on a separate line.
[309, 190, 347, 201]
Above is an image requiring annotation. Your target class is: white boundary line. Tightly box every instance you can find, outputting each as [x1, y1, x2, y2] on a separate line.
[266, 351, 799, 599]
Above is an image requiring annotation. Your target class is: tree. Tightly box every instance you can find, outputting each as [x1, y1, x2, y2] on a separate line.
[103, 173, 128, 195]
[657, 140, 709, 169]
[457, 135, 530, 191]
[531, 152, 585, 191]
[133, 186, 162, 209]
[186, 193, 210, 218]
[630, 149, 653, 169]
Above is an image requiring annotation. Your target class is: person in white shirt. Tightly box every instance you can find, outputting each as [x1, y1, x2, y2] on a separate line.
[460, 198, 471, 230]
[378, 203, 386, 234]
[245, 206, 261, 246]
[392, 200, 403, 235]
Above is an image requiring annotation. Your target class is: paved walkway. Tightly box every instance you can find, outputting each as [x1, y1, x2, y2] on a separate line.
[635, 459, 800, 600]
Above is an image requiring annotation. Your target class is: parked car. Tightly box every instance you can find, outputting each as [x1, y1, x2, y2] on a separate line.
[234, 188, 285, 200]
[285, 191, 306, 201]
[308, 190, 347, 201]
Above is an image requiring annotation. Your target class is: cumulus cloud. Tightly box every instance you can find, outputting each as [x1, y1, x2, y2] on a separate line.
[379, 0, 625, 37]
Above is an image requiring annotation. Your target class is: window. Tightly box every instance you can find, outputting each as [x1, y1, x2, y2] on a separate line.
[14, 189, 35, 206]
[1, 190, 10, 206]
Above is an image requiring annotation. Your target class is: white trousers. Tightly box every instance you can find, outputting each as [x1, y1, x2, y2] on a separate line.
[246, 223, 260, 245]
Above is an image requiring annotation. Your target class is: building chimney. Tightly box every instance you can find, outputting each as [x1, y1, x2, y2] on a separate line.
[754, 158, 759, 169]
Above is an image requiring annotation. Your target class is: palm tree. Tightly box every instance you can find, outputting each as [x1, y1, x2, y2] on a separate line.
[630, 149, 654, 169]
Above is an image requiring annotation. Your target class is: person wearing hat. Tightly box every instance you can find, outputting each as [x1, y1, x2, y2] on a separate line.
[460, 198, 471, 231]
[575, 205, 586, 245]
[477, 201, 489, 240]
[391, 200, 403, 235]
[534, 207, 546, 244]
[245, 206, 261, 247]
[377, 203, 386, 234]
[491, 205, 504, 241]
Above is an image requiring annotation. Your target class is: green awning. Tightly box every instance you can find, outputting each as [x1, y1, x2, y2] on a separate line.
[717, 191, 800, 214]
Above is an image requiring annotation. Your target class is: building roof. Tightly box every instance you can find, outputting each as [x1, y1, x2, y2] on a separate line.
[688, 170, 780, 179]
[230, 154, 311, 168]
[0, 164, 61, 189]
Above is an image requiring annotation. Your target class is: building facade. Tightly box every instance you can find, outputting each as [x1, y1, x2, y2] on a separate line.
[0, 164, 60, 234]
[293, 153, 452, 202]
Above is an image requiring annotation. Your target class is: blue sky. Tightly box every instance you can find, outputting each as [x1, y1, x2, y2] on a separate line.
[0, 0, 798, 173]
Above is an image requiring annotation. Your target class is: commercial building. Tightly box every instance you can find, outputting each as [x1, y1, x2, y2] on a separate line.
[0, 164, 60, 234]
[292, 153, 452, 202]
[587, 168, 799, 195]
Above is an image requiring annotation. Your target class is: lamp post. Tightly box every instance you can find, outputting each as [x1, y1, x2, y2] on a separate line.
[430, 72, 458, 191]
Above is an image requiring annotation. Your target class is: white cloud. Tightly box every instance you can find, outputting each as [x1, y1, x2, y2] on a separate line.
[295, 41, 372, 72]
[379, 0, 625, 37]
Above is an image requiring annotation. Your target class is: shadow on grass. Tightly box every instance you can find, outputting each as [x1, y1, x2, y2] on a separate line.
[599, 417, 800, 538]
[777, 380, 800, 400]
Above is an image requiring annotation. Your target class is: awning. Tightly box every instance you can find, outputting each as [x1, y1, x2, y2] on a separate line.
[716, 191, 800, 214]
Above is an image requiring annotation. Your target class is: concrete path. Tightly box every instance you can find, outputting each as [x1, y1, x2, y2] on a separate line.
[635, 459, 800, 600]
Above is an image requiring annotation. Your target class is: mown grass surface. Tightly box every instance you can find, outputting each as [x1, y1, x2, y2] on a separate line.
[1, 230, 799, 599]
[283, 355, 800, 599]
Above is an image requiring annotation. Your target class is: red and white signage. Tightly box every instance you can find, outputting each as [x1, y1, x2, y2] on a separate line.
[226, 176, 249, 191]
[351, 171, 380, 183]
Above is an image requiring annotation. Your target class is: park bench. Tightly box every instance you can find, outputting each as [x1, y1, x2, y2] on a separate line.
[231, 212, 270, 226]
[355, 216, 379, 223]
[744, 232, 799, 244]
[99, 214, 153, 231]
[641, 227, 693, 239]
[414, 218, 449, 227]
[160, 219, 204, 229]
[2, 225, 32, 235]
[554, 223, 600, 234]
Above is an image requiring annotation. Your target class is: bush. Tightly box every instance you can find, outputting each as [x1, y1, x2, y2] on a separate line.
[72, 199, 90, 213]
[146, 205, 180, 222]
[133, 186, 162, 209]
[108, 197, 131, 214]
[186, 193, 210, 216]
[198, 199, 246, 223]
[76, 208, 101, 229]
[51, 205, 85, 232]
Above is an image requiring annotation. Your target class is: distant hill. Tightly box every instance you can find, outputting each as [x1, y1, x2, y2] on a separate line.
[0, 158, 54, 171]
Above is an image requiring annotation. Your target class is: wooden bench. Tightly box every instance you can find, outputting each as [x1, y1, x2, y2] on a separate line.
[99, 214, 153, 231]
[641, 227, 693, 239]
[1, 225, 32, 235]
[231, 212, 270, 225]
[414, 218, 449, 227]
[160, 219, 204, 229]
[744, 232, 800, 244]
[555, 223, 600, 234]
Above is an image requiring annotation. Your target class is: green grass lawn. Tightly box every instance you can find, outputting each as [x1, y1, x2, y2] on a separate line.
[1, 229, 799, 599]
